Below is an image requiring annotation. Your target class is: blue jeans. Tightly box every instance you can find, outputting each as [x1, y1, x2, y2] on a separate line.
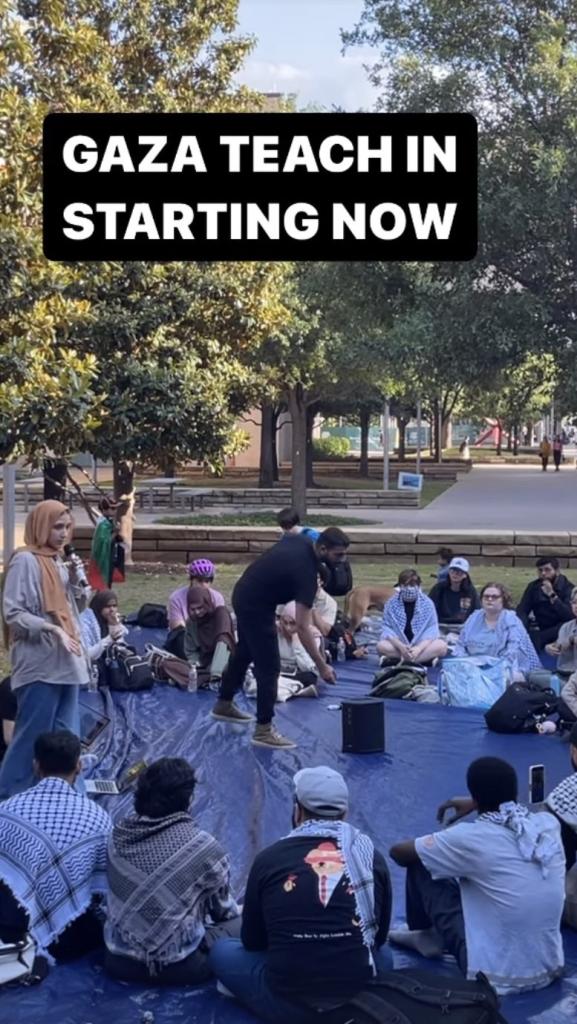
[209, 939, 394, 1024]
[0, 682, 81, 799]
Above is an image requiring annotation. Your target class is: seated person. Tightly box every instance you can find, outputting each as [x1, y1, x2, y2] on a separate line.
[104, 758, 240, 986]
[545, 721, 577, 871]
[377, 569, 447, 664]
[167, 558, 225, 631]
[428, 557, 479, 628]
[312, 572, 338, 638]
[545, 586, 577, 677]
[80, 589, 128, 685]
[0, 731, 111, 960]
[277, 603, 320, 677]
[433, 546, 453, 583]
[517, 557, 574, 650]
[209, 766, 392, 1024]
[184, 585, 235, 687]
[277, 507, 320, 541]
[453, 582, 540, 676]
[389, 756, 565, 995]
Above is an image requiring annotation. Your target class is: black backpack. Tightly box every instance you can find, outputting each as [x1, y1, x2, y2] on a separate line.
[322, 560, 353, 597]
[102, 645, 155, 692]
[485, 681, 558, 734]
[323, 970, 507, 1024]
[136, 603, 168, 629]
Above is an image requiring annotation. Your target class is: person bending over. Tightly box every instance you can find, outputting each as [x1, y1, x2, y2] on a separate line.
[184, 585, 235, 688]
[104, 758, 240, 986]
[0, 731, 110, 962]
[0, 501, 91, 799]
[453, 582, 540, 677]
[389, 756, 565, 995]
[517, 557, 575, 651]
[212, 529, 345, 749]
[209, 766, 392, 1024]
[428, 557, 480, 628]
[377, 569, 447, 664]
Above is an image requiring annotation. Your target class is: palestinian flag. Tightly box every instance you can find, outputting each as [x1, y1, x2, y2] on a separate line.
[88, 517, 125, 590]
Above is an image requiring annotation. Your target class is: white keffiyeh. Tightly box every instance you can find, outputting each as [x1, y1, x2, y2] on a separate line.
[546, 772, 577, 831]
[380, 591, 439, 645]
[479, 801, 561, 876]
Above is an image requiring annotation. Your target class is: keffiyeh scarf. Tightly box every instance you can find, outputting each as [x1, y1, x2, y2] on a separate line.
[381, 591, 438, 645]
[546, 772, 577, 830]
[0, 777, 110, 952]
[287, 819, 377, 973]
[106, 813, 235, 969]
[479, 801, 561, 876]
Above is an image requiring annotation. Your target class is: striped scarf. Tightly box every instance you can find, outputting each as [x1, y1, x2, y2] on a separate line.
[382, 591, 438, 645]
[287, 819, 377, 972]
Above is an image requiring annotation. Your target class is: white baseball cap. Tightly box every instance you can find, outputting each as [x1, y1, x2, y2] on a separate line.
[293, 766, 349, 818]
[449, 557, 470, 573]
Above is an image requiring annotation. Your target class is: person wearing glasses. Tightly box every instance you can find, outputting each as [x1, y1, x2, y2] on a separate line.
[452, 583, 540, 678]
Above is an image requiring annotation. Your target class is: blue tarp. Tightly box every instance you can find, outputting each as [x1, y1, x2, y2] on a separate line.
[1, 626, 576, 1023]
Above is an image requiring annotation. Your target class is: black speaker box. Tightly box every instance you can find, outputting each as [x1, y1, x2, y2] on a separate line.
[341, 698, 385, 754]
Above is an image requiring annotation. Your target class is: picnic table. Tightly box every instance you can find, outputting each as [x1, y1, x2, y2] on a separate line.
[139, 477, 186, 511]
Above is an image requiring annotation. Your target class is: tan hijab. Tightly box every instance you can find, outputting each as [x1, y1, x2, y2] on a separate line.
[4, 500, 79, 643]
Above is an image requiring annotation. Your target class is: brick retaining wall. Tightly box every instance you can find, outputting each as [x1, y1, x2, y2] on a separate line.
[72, 526, 577, 567]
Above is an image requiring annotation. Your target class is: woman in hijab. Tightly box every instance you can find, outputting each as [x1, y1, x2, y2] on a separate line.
[184, 586, 235, 688]
[0, 500, 90, 798]
[80, 590, 128, 685]
[377, 569, 447, 665]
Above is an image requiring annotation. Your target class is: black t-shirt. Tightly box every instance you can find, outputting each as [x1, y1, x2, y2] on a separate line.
[403, 600, 415, 641]
[241, 833, 392, 1004]
[233, 535, 319, 612]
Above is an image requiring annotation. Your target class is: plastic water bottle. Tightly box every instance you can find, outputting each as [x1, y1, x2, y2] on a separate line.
[187, 664, 198, 692]
[337, 638, 346, 662]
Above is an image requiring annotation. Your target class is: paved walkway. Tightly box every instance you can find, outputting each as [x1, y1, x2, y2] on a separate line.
[1, 464, 576, 553]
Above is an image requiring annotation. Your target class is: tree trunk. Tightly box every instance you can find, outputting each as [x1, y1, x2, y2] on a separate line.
[397, 416, 407, 462]
[441, 415, 451, 449]
[432, 400, 441, 462]
[271, 406, 280, 482]
[288, 386, 307, 518]
[359, 407, 370, 477]
[496, 420, 503, 456]
[506, 429, 513, 452]
[113, 458, 135, 565]
[306, 405, 316, 488]
[259, 400, 275, 488]
[43, 458, 68, 501]
[160, 455, 176, 477]
[513, 423, 519, 456]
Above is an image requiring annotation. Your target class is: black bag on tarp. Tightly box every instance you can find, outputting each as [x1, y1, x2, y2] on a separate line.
[485, 681, 558, 733]
[322, 560, 353, 597]
[136, 603, 168, 629]
[322, 969, 507, 1024]
[102, 645, 154, 692]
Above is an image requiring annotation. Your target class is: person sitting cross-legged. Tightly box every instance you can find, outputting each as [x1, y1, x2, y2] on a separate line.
[104, 757, 241, 986]
[428, 557, 480, 629]
[0, 731, 111, 962]
[389, 756, 565, 996]
[517, 557, 575, 652]
[209, 766, 393, 1024]
[377, 569, 447, 665]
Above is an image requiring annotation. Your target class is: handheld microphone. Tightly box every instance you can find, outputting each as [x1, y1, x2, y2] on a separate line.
[63, 543, 89, 588]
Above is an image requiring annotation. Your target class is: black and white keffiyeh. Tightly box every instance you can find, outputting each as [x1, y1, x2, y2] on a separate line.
[106, 812, 238, 969]
[546, 773, 577, 831]
[0, 777, 111, 952]
[287, 819, 378, 973]
[381, 591, 439, 645]
[479, 801, 562, 876]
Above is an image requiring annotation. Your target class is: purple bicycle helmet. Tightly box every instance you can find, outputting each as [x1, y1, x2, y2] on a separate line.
[187, 558, 216, 579]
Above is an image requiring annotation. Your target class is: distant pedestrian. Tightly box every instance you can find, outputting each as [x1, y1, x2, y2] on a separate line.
[539, 436, 551, 471]
[553, 435, 563, 472]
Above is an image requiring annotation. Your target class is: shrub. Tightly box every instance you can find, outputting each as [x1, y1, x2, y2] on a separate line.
[313, 436, 351, 459]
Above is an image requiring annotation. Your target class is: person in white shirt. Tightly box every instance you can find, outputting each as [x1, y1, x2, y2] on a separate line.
[277, 603, 320, 678]
[390, 756, 565, 995]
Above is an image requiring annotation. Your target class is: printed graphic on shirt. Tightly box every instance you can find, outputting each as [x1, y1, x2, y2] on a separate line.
[303, 841, 345, 907]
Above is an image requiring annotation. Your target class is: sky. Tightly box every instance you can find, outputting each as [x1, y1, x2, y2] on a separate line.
[235, 0, 380, 111]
